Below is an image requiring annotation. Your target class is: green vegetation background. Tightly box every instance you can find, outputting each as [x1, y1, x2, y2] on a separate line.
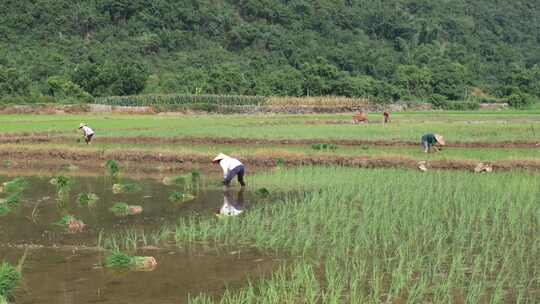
[0, 0, 539, 107]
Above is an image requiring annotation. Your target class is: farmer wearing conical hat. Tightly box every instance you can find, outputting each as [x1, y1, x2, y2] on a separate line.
[421, 133, 445, 153]
[78, 123, 94, 144]
[212, 153, 246, 187]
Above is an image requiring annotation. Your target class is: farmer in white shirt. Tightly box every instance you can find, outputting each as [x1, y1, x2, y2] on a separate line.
[78, 123, 95, 144]
[212, 153, 246, 187]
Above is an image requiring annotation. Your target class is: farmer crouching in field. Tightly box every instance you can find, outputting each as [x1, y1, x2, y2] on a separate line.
[213, 153, 246, 188]
[78, 123, 94, 144]
[421, 133, 445, 153]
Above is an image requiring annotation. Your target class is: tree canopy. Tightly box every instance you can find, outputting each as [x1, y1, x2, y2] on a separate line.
[0, 0, 539, 104]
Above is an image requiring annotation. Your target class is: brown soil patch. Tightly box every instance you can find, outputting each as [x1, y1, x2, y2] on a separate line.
[0, 134, 539, 148]
[0, 147, 538, 173]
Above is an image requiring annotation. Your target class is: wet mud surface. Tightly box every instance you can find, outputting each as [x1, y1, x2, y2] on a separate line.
[2, 247, 276, 304]
[0, 176, 252, 245]
[0, 175, 276, 303]
[0, 147, 539, 173]
[1, 133, 539, 148]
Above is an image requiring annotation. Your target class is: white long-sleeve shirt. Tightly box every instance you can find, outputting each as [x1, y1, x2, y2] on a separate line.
[219, 157, 243, 178]
[81, 126, 94, 136]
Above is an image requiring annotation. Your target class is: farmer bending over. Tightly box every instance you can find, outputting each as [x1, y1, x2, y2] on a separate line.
[78, 123, 94, 144]
[421, 133, 445, 153]
[213, 153, 246, 188]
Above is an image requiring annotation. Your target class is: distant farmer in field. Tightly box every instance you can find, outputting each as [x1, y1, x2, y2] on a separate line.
[78, 123, 94, 144]
[421, 133, 445, 153]
[383, 111, 390, 123]
[213, 153, 246, 188]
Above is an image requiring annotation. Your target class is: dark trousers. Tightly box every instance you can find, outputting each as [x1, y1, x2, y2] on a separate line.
[85, 133, 94, 144]
[223, 165, 245, 186]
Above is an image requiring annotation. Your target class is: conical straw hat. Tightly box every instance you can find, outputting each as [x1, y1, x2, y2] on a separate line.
[213, 153, 229, 162]
[434, 134, 445, 145]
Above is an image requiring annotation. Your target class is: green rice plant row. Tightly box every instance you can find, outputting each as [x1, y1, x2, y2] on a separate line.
[179, 167, 540, 303]
[0, 262, 21, 299]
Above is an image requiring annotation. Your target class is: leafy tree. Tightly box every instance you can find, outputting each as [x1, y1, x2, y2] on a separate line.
[430, 61, 469, 100]
[47, 76, 92, 103]
[72, 60, 148, 96]
[507, 91, 535, 109]
[206, 63, 250, 95]
[263, 67, 304, 96]
[0, 65, 29, 97]
[97, 0, 143, 23]
[396, 65, 433, 98]
[107, 61, 148, 96]
[499, 65, 540, 98]
[301, 57, 342, 96]
[334, 75, 379, 98]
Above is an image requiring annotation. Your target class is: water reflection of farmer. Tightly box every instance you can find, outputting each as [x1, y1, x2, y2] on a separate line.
[219, 188, 244, 216]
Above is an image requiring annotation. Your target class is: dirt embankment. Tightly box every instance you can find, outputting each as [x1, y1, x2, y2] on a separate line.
[0, 147, 538, 173]
[0, 134, 539, 149]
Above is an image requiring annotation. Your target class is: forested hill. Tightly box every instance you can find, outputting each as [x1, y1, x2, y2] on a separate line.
[1, 0, 539, 105]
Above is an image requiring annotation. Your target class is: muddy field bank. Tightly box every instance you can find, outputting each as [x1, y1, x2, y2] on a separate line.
[0, 147, 538, 173]
[1, 134, 539, 149]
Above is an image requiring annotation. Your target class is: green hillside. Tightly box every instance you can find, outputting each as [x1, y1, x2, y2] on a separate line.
[0, 0, 539, 106]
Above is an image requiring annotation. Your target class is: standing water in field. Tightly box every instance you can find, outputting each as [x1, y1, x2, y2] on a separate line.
[0, 174, 278, 303]
[1, 246, 276, 304]
[0, 175, 258, 245]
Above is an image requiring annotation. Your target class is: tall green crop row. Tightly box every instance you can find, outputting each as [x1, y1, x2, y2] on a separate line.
[94, 94, 268, 107]
[181, 168, 539, 303]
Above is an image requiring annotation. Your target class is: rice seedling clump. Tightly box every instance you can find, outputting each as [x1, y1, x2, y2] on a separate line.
[0, 262, 21, 299]
[55, 215, 85, 233]
[105, 160, 120, 178]
[162, 176, 186, 186]
[1, 178, 28, 195]
[105, 251, 133, 269]
[168, 191, 195, 204]
[0, 178, 27, 216]
[109, 202, 129, 216]
[109, 203, 143, 216]
[105, 252, 157, 271]
[49, 176, 72, 197]
[112, 183, 141, 194]
[76, 192, 99, 207]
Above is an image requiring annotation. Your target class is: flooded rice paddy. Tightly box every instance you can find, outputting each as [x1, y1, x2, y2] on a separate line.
[0, 174, 278, 303]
